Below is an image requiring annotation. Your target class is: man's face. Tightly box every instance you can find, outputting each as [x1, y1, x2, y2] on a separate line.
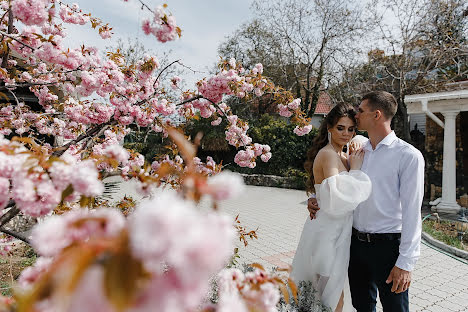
[355, 100, 374, 131]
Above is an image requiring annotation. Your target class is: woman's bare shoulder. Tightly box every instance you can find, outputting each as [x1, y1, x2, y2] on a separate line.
[313, 147, 341, 183]
[313, 147, 338, 168]
[315, 147, 337, 161]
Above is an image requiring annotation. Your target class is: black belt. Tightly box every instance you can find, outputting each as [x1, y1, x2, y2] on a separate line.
[352, 228, 401, 243]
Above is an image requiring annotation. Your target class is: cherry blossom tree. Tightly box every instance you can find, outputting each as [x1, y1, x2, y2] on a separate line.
[0, 0, 305, 310]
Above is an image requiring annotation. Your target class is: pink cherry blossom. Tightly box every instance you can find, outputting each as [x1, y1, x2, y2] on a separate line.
[202, 171, 245, 201]
[31, 208, 126, 257]
[59, 3, 90, 25]
[234, 148, 256, 168]
[278, 104, 293, 118]
[288, 98, 301, 110]
[293, 124, 313, 136]
[211, 117, 222, 126]
[12, 0, 50, 26]
[18, 257, 53, 289]
[129, 192, 236, 311]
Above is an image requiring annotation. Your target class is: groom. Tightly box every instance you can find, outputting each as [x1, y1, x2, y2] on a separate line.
[308, 91, 424, 312]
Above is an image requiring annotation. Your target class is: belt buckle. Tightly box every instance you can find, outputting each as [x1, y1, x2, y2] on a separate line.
[357, 232, 371, 243]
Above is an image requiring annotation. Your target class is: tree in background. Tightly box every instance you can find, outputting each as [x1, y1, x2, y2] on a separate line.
[219, 0, 372, 117]
[330, 0, 468, 141]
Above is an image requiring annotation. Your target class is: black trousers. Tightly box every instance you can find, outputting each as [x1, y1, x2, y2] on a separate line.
[348, 236, 409, 312]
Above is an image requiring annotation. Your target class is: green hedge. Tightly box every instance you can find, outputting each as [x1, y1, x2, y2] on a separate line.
[187, 114, 317, 188]
[126, 114, 317, 189]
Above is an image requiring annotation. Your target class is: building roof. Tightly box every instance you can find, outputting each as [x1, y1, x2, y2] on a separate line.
[313, 92, 333, 115]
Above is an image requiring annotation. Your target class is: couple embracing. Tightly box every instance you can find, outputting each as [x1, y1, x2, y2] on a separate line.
[290, 91, 425, 312]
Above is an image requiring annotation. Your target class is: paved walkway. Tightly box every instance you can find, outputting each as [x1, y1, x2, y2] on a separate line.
[112, 179, 468, 312]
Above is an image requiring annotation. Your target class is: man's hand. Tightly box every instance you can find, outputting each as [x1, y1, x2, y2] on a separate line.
[386, 266, 411, 293]
[307, 197, 320, 220]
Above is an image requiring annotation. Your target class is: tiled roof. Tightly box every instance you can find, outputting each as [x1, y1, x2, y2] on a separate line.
[313, 92, 332, 115]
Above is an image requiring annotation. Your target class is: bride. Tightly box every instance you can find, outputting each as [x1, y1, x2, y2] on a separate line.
[290, 103, 371, 312]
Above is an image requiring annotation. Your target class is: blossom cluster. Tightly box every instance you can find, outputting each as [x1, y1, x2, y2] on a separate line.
[216, 268, 282, 312]
[18, 192, 237, 312]
[0, 135, 103, 216]
[234, 143, 272, 168]
[141, 5, 180, 43]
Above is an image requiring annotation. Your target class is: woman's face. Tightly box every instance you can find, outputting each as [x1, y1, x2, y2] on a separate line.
[329, 116, 356, 146]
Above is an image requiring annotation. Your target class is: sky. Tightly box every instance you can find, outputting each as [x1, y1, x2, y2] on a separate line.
[62, 0, 254, 87]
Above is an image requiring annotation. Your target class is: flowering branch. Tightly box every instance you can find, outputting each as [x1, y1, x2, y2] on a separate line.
[52, 120, 117, 157]
[174, 95, 203, 106]
[0, 227, 30, 244]
[0, 31, 35, 51]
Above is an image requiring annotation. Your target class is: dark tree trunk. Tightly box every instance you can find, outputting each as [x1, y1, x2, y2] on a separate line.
[394, 98, 411, 143]
[307, 60, 324, 118]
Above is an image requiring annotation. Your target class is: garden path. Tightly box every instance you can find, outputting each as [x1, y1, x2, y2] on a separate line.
[111, 178, 468, 312]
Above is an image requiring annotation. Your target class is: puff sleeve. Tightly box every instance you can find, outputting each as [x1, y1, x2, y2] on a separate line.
[316, 170, 372, 217]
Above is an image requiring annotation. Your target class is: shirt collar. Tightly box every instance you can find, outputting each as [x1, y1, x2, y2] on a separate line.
[364, 131, 397, 151]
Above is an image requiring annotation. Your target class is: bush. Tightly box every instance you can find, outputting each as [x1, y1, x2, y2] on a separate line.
[127, 114, 317, 189]
[225, 115, 317, 189]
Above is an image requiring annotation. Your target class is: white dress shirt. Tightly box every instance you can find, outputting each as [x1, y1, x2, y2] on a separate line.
[353, 131, 425, 272]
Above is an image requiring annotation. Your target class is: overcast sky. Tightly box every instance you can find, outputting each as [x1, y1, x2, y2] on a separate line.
[62, 0, 254, 87]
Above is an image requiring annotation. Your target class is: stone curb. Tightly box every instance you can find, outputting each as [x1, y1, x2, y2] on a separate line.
[421, 231, 468, 260]
[239, 173, 304, 190]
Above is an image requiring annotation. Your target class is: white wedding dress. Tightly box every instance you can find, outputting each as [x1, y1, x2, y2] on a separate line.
[290, 170, 371, 312]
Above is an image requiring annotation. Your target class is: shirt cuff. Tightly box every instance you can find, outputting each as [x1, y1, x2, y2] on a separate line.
[395, 254, 418, 272]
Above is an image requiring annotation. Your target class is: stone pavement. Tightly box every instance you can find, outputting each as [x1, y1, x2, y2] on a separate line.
[113, 179, 468, 312]
[202, 185, 468, 312]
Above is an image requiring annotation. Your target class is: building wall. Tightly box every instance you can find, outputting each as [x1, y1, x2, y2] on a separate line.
[311, 115, 324, 128]
[424, 113, 465, 199]
[409, 113, 426, 134]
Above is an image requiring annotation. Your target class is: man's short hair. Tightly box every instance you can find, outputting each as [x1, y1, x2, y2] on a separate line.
[361, 91, 398, 120]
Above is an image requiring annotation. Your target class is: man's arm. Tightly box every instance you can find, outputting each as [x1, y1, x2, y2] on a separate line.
[387, 147, 425, 293]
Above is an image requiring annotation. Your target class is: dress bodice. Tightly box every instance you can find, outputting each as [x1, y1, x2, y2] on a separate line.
[314, 170, 372, 218]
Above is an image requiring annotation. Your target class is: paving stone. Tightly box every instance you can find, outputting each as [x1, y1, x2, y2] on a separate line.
[115, 182, 468, 312]
[436, 300, 467, 312]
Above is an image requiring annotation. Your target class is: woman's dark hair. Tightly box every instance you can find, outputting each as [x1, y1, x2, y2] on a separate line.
[304, 103, 356, 194]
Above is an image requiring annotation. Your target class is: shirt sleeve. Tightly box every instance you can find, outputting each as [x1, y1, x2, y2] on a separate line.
[396, 147, 425, 271]
[318, 170, 372, 218]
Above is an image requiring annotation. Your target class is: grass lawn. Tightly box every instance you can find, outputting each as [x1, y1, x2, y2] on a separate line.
[422, 219, 468, 251]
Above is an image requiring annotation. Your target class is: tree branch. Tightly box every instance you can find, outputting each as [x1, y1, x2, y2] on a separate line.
[1, 8, 14, 68]
[0, 228, 30, 244]
[0, 81, 72, 91]
[154, 59, 180, 87]
[174, 95, 203, 106]
[136, 0, 154, 13]
[53, 120, 117, 157]
[0, 31, 35, 51]
[0, 207, 20, 228]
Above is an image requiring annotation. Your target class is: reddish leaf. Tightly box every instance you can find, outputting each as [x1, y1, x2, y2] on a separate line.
[103, 237, 149, 312]
[279, 283, 289, 304]
[249, 263, 265, 271]
[288, 278, 298, 304]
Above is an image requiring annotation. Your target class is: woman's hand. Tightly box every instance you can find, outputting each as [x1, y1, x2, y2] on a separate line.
[349, 135, 368, 153]
[349, 148, 365, 170]
[349, 140, 363, 154]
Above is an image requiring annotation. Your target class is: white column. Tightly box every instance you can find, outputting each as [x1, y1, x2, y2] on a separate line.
[435, 110, 461, 213]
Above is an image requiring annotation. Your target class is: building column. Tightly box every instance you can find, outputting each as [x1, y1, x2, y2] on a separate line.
[434, 110, 461, 214]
